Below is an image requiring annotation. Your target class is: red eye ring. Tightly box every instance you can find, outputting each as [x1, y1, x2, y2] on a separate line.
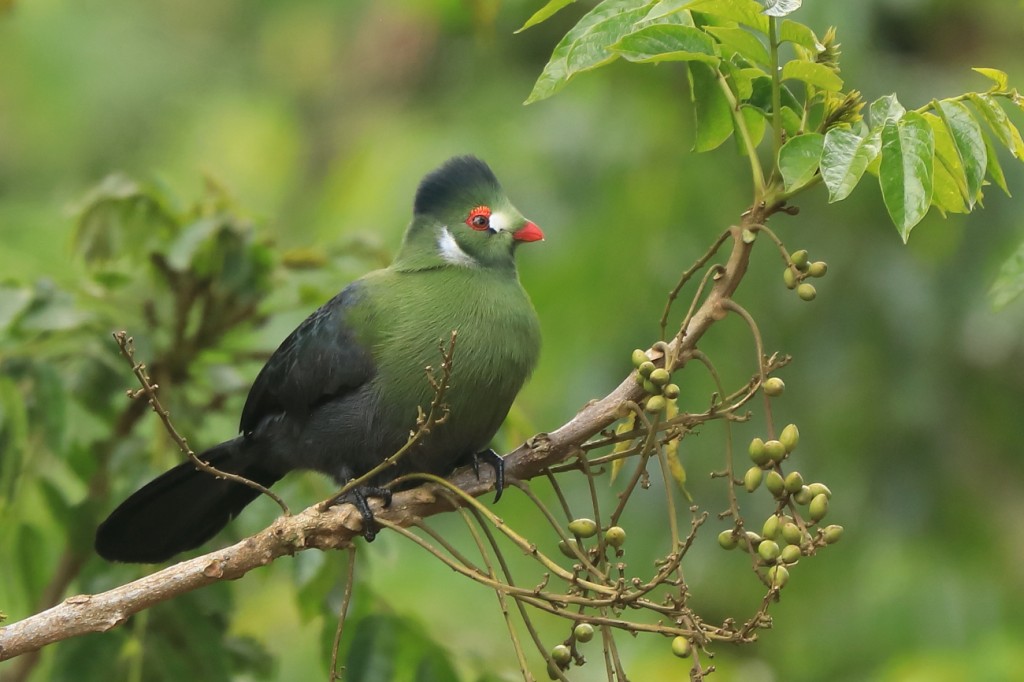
[466, 206, 491, 231]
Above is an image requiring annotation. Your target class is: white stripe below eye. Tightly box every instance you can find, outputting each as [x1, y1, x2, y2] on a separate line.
[438, 227, 478, 267]
[489, 211, 509, 233]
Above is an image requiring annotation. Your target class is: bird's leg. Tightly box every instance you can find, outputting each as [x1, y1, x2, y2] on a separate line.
[470, 448, 505, 503]
[322, 485, 393, 541]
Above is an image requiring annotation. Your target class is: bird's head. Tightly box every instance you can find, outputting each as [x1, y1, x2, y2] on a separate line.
[393, 156, 543, 272]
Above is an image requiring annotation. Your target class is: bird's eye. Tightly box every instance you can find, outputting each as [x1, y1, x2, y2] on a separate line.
[466, 206, 491, 231]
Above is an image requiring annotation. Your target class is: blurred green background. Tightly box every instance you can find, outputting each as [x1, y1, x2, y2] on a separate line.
[2, 1, 1024, 680]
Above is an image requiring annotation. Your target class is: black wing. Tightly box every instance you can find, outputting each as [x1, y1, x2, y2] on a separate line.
[240, 282, 375, 435]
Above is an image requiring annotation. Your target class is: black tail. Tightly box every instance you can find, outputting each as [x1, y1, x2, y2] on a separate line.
[95, 438, 283, 563]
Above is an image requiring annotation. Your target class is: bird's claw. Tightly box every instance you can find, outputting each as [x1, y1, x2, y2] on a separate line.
[472, 448, 505, 503]
[323, 485, 392, 541]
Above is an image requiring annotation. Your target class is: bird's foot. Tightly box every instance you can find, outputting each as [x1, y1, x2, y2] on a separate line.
[322, 485, 393, 542]
[471, 448, 505, 503]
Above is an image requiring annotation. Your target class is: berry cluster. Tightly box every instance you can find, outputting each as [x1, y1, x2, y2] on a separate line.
[783, 248, 827, 301]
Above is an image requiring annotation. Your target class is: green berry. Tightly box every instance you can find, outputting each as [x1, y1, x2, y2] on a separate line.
[780, 423, 800, 453]
[758, 539, 781, 563]
[631, 349, 649, 368]
[671, 636, 692, 658]
[783, 266, 798, 290]
[638, 361, 655, 378]
[808, 261, 828, 278]
[809, 493, 829, 522]
[784, 471, 804, 494]
[574, 623, 595, 643]
[568, 518, 598, 538]
[744, 466, 764, 492]
[605, 526, 626, 548]
[645, 395, 666, 413]
[547, 661, 560, 680]
[748, 437, 770, 466]
[794, 485, 814, 505]
[797, 282, 817, 301]
[718, 530, 738, 550]
[765, 439, 786, 463]
[790, 249, 809, 270]
[744, 531, 763, 548]
[551, 644, 571, 665]
[642, 379, 658, 394]
[765, 470, 785, 497]
[768, 564, 790, 588]
[764, 377, 785, 397]
[762, 515, 780, 540]
[807, 482, 832, 499]
[558, 539, 580, 559]
[649, 368, 671, 386]
[663, 383, 680, 399]
[822, 524, 844, 544]
[780, 544, 802, 564]
[781, 522, 803, 545]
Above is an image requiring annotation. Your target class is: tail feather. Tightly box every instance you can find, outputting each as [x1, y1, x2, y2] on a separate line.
[95, 438, 282, 563]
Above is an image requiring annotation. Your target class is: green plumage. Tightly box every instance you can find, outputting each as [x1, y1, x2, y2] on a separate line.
[95, 155, 543, 562]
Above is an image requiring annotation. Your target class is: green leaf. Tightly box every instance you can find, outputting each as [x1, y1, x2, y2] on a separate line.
[516, 0, 577, 33]
[869, 94, 906, 127]
[612, 24, 719, 63]
[778, 133, 824, 191]
[703, 26, 770, 65]
[989, 237, 1024, 309]
[0, 284, 32, 331]
[684, 0, 768, 32]
[780, 59, 843, 91]
[972, 67, 1009, 92]
[935, 99, 986, 207]
[879, 111, 935, 241]
[980, 128, 1011, 196]
[643, 0, 692, 21]
[525, 0, 654, 105]
[737, 104, 766, 150]
[821, 127, 881, 202]
[967, 93, 1024, 159]
[166, 218, 222, 272]
[923, 112, 969, 215]
[779, 19, 822, 52]
[762, 0, 801, 17]
[689, 61, 734, 151]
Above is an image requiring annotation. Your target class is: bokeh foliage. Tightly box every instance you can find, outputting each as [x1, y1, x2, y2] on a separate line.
[2, 1, 1024, 681]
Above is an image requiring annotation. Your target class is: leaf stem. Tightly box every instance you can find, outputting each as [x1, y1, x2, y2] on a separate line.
[716, 71, 766, 200]
[769, 17, 784, 179]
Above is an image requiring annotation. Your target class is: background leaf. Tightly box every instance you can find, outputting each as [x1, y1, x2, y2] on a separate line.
[689, 61, 734, 151]
[989, 237, 1024, 309]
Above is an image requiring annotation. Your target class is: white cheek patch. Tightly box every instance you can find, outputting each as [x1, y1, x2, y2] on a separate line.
[488, 211, 510, 233]
[438, 227, 478, 267]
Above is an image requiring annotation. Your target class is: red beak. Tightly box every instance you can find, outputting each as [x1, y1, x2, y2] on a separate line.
[512, 221, 544, 243]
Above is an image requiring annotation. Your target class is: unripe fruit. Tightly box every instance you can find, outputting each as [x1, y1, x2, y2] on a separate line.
[807, 482, 832, 499]
[780, 423, 800, 453]
[764, 377, 785, 396]
[748, 437, 770, 466]
[744, 466, 763, 492]
[790, 249, 809, 270]
[547, 661, 560, 680]
[768, 564, 790, 588]
[797, 282, 817, 301]
[808, 261, 828, 278]
[758, 539, 781, 562]
[551, 644, 571, 665]
[765, 470, 785, 497]
[744, 531, 763, 548]
[671, 636, 692, 658]
[605, 526, 626, 548]
[822, 524, 844, 544]
[765, 439, 786, 463]
[784, 471, 804, 494]
[638, 361, 655, 378]
[783, 266, 798, 289]
[642, 379, 658, 394]
[631, 349, 648, 368]
[781, 522, 803, 545]
[649, 368, 671, 386]
[794, 486, 814, 505]
[574, 623, 595, 643]
[645, 395, 666, 413]
[558, 539, 580, 559]
[780, 544, 802, 564]
[663, 383, 680, 399]
[568, 518, 598, 538]
[762, 515, 780, 540]
[718, 530, 738, 550]
[809, 493, 829, 522]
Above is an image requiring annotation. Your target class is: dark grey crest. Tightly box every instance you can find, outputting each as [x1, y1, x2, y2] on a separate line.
[414, 155, 503, 217]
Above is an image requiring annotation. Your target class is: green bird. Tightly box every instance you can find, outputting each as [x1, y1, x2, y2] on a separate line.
[95, 156, 543, 563]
